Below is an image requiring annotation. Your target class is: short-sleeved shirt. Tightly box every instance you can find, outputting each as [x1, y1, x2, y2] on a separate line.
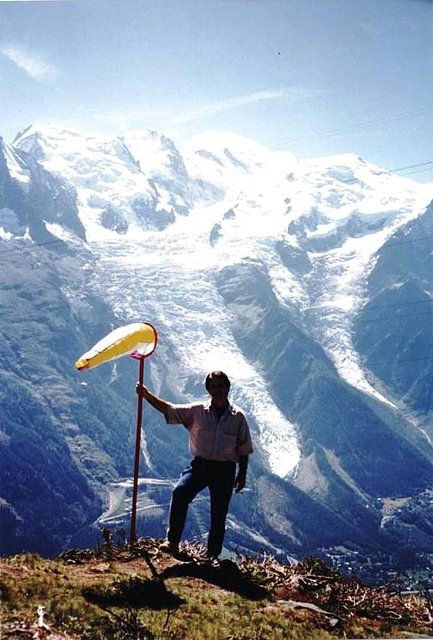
[164, 401, 253, 463]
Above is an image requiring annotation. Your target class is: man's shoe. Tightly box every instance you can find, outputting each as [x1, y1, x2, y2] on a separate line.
[159, 540, 179, 555]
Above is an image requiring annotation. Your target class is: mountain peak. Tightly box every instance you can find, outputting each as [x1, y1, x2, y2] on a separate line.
[183, 129, 278, 169]
[3, 123, 433, 576]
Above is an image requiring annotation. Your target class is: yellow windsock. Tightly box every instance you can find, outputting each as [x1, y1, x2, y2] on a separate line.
[75, 322, 157, 370]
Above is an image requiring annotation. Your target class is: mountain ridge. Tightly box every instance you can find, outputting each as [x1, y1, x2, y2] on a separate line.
[1, 123, 432, 583]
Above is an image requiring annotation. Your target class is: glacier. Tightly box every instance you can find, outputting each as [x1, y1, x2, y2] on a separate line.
[10, 124, 433, 480]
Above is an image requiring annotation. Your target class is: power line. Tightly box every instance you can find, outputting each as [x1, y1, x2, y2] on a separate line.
[377, 233, 433, 251]
[281, 106, 433, 183]
[0, 238, 66, 255]
[362, 298, 433, 312]
[311, 299, 433, 321]
[363, 353, 433, 368]
[391, 160, 433, 174]
[357, 309, 433, 325]
[395, 167, 433, 180]
[337, 160, 433, 184]
[282, 107, 432, 145]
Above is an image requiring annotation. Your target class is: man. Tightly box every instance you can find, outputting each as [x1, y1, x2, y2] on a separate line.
[136, 370, 253, 561]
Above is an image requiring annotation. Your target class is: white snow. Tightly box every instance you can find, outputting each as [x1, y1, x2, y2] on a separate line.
[89, 210, 301, 477]
[0, 227, 13, 240]
[12, 124, 433, 478]
[2, 140, 30, 189]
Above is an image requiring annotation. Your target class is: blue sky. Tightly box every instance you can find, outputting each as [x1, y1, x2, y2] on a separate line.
[1, 0, 432, 181]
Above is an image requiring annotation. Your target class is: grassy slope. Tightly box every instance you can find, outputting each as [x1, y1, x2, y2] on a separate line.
[1, 539, 432, 640]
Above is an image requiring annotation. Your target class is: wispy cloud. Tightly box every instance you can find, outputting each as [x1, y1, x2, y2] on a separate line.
[2, 44, 58, 80]
[94, 89, 304, 133]
[165, 90, 294, 126]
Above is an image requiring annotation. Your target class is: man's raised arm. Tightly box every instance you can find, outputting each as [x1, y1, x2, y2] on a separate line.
[136, 383, 170, 415]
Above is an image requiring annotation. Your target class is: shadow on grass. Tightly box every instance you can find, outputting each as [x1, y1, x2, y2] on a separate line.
[161, 559, 269, 601]
[83, 576, 185, 610]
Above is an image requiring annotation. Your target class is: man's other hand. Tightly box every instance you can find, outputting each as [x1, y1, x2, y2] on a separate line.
[234, 473, 246, 493]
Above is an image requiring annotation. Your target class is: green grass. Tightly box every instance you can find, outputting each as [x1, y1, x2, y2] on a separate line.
[1, 543, 432, 640]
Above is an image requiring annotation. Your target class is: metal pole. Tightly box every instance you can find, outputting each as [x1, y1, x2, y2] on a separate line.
[129, 356, 145, 545]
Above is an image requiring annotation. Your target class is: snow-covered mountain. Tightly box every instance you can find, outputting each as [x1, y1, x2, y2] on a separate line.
[1, 124, 432, 581]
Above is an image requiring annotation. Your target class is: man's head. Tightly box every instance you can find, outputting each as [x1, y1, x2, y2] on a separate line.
[205, 370, 231, 407]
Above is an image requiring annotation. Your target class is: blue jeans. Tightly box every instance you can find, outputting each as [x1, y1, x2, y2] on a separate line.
[167, 456, 236, 558]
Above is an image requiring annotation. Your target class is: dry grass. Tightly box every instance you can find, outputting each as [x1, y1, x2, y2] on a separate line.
[1, 539, 432, 639]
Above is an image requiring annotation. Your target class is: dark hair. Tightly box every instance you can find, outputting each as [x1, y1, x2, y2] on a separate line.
[205, 370, 231, 391]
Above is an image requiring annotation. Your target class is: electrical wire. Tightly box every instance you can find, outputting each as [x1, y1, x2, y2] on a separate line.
[0, 238, 65, 255]
[391, 160, 433, 174]
[281, 106, 433, 182]
[282, 106, 432, 145]
[362, 353, 433, 368]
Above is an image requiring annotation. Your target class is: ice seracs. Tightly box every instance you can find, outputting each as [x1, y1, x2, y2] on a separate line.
[10, 123, 433, 478]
